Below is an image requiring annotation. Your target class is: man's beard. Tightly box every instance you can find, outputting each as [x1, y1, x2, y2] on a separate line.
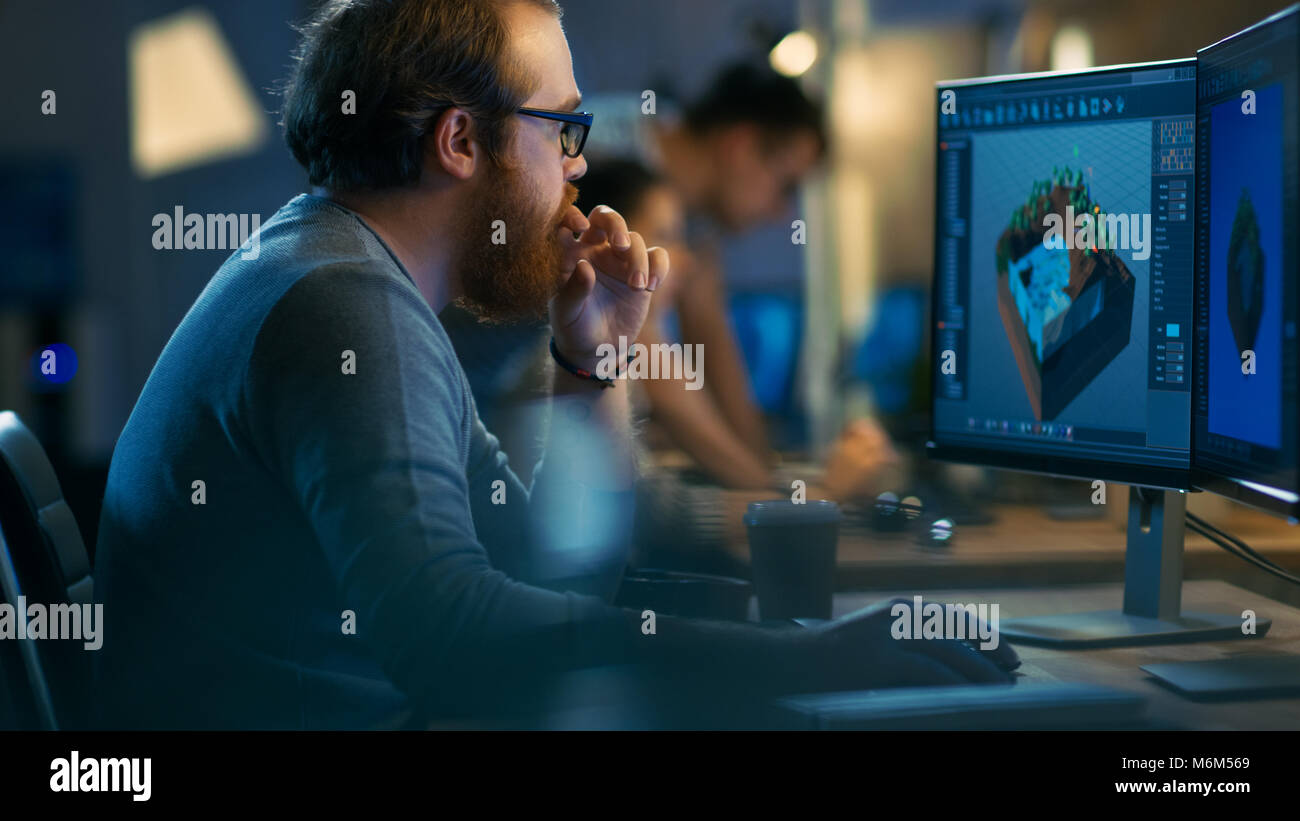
[452, 160, 577, 323]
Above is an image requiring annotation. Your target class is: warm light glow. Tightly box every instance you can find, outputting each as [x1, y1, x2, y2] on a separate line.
[830, 49, 873, 141]
[129, 7, 268, 178]
[835, 169, 876, 334]
[770, 30, 819, 77]
[1050, 25, 1094, 72]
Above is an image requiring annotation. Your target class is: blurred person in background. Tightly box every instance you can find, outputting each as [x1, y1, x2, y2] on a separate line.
[590, 63, 830, 488]
[579, 159, 898, 498]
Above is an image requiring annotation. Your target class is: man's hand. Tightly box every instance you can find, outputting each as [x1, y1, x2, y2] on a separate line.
[789, 597, 1020, 691]
[550, 204, 670, 371]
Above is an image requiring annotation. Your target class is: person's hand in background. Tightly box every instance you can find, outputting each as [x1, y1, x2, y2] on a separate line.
[820, 418, 901, 502]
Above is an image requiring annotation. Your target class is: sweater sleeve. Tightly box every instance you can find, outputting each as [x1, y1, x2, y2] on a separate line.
[242, 264, 637, 715]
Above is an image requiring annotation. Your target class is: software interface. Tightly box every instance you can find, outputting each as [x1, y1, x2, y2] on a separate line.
[1195, 9, 1299, 509]
[932, 61, 1197, 475]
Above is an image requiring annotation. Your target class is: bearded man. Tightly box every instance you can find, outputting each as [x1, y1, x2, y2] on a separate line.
[92, 0, 1014, 730]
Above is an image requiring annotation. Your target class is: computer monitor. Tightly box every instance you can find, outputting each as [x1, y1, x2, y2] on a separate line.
[929, 59, 1198, 489]
[928, 60, 1266, 647]
[1193, 4, 1300, 522]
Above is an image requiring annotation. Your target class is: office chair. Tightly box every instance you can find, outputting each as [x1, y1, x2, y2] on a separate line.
[0, 410, 94, 729]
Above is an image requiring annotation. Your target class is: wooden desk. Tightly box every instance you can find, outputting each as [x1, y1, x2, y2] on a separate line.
[836, 580, 1300, 730]
[708, 493, 1300, 604]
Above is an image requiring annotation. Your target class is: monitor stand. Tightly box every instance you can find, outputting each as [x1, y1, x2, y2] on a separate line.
[999, 486, 1272, 648]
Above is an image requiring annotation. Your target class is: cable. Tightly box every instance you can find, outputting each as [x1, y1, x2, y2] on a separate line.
[1186, 520, 1300, 585]
[1186, 519, 1300, 588]
[1145, 483, 1300, 586]
[1188, 511, 1289, 574]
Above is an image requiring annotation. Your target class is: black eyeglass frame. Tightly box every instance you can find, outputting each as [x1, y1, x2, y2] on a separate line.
[516, 107, 593, 157]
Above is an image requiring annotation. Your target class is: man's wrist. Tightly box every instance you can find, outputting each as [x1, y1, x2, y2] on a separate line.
[550, 338, 619, 397]
[552, 365, 615, 397]
[550, 335, 639, 390]
[551, 337, 602, 375]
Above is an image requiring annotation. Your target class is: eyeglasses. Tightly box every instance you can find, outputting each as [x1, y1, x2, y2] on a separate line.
[516, 107, 593, 158]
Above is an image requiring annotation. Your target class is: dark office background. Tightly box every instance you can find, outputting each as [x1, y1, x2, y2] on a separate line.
[0, 0, 1288, 551]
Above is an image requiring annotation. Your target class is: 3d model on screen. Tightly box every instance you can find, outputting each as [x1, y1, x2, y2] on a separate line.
[1227, 188, 1265, 357]
[994, 166, 1135, 420]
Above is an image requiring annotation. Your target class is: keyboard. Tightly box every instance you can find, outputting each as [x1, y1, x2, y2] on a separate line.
[772, 681, 1147, 730]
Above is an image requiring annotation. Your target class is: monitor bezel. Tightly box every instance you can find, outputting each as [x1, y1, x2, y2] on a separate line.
[927, 57, 1198, 492]
[1192, 470, 1300, 522]
[1191, 4, 1300, 521]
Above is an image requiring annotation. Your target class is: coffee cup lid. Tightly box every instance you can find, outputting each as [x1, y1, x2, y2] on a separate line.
[743, 499, 842, 526]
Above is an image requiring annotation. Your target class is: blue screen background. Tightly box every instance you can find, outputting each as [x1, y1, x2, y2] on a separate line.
[1208, 83, 1284, 450]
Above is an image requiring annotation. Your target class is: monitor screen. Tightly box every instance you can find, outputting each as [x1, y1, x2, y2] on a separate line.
[928, 60, 1198, 489]
[1193, 6, 1300, 520]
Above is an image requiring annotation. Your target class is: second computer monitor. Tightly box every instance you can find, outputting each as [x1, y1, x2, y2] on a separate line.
[930, 59, 1197, 489]
[1193, 5, 1300, 520]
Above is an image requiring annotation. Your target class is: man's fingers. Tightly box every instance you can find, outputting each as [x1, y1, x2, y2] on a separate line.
[551, 258, 595, 329]
[647, 246, 670, 292]
[576, 233, 650, 290]
[895, 596, 1019, 675]
[623, 231, 648, 289]
[583, 205, 629, 249]
[944, 605, 1020, 672]
[569, 204, 659, 291]
[579, 226, 608, 247]
[560, 204, 589, 234]
[839, 598, 907, 624]
[984, 639, 1020, 672]
[558, 224, 585, 271]
[907, 637, 1012, 684]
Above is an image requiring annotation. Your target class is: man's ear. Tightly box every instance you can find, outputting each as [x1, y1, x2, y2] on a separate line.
[427, 107, 480, 180]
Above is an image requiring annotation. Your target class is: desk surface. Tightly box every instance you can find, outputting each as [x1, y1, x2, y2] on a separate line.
[432, 580, 1300, 730]
[708, 494, 1300, 595]
[840, 580, 1300, 730]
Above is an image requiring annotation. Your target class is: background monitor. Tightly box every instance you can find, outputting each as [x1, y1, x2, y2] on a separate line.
[1193, 5, 1300, 521]
[929, 59, 1198, 489]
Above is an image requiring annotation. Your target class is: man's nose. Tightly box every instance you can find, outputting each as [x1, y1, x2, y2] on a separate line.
[564, 153, 587, 182]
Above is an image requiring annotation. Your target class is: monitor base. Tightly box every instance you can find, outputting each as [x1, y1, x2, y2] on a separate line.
[1000, 609, 1270, 648]
[1000, 487, 1271, 649]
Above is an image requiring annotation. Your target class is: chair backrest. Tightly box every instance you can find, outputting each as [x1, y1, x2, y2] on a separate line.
[0, 411, 94, 729]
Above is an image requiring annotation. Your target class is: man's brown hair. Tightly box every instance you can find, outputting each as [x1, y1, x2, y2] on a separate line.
[282, 0, 562, 192]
